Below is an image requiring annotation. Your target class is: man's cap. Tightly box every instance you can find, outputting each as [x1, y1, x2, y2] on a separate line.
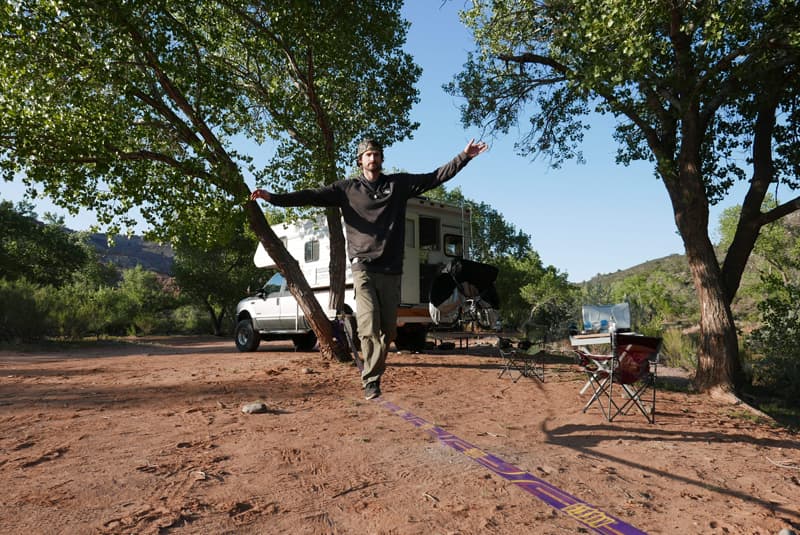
[356, 138, 383, 164]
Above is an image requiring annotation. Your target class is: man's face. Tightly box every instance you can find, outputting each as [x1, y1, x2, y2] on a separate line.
[359, 149, 383, 173]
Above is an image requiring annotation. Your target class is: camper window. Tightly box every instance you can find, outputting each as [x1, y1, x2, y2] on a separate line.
[444, 234, 463, 257]
[304, 239, 320, 262]
[419, 216, 440, 250]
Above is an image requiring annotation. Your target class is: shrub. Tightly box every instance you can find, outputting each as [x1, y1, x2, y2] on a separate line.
[0, 278, 47, 341]
[746, 280, 800, 399]
[659, 328, 698, 370]
[171, 304, 214, 334]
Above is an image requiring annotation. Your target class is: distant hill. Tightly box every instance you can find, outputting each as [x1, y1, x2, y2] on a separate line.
[580, 248, 767, 324]
[583, 253, 691, 285]
[87, 233, 174, 275]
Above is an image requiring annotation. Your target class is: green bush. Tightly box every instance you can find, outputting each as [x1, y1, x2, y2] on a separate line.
[659, 328, 698, 370]
[171, 304, 214, 334]
[746, 280, 800, 399]
[0, 278, 48, 341]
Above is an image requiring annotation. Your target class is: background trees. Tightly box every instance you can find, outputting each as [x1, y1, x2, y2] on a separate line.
[172, 209, 265, 336]
[448, 0, 800, 395]
[0, 201, 89, 286]
[0, 200, 186, 341]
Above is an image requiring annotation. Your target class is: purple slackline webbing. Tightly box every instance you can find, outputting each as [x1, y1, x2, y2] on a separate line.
[336, 319, 646, 534]
[376, 399, 647, 535]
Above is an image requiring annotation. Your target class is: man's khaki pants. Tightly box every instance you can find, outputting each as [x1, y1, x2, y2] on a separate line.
[352, 270, 401, 388]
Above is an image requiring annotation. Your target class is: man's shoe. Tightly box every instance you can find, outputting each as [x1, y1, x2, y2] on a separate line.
[364, 381, 381, 400]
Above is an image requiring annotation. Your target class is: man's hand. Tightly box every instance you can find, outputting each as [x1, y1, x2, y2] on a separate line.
[463, 139, 489, 158]
[250, 189, 271, 202]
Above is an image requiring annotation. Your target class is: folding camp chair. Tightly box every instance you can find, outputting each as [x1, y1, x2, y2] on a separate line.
[572, 303, 632, 394]
[575, 332, 662, 423]
[498, 338, 543, 382]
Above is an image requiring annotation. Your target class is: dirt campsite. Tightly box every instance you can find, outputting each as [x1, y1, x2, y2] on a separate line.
[1, 335, 798, 534]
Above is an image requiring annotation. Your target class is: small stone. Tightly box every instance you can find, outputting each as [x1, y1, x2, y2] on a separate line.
[241, 401, 268, 414]
[192, 470, 207, 480]
[778, 529, 797, 535]
[301, 367, 314, 374]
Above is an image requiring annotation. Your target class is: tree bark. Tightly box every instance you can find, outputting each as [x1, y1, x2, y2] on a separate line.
[664, 131, 744, 392]
[325, 207, 347, 312]
[680, 222, 742, 392]
[721, 91, 780, 301]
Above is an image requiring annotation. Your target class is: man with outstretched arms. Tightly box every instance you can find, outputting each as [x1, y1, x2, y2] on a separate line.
[251, 138, 488, 400]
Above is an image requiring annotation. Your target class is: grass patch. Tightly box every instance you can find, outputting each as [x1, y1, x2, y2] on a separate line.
[656, 377, 693, 393]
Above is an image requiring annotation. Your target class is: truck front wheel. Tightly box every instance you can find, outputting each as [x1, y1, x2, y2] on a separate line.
[235, 319, 261, 352]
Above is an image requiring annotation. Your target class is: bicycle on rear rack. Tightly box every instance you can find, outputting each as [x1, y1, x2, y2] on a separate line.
[428, 259, 501, 332]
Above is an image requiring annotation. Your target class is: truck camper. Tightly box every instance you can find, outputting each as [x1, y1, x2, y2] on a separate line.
[234, 197, 471, 352]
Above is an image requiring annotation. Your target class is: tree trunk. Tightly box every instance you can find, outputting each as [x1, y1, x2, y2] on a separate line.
[721, 90, 780, 302]
[665, 142, 744, 392]
[203, 298, 222, 336]
[681, 228, 742, 392]
[244, 200, 350, 361]
[325, 207, 347, 312]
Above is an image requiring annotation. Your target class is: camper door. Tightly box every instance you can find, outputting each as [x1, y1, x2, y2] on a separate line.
[402, 215, 420, 304]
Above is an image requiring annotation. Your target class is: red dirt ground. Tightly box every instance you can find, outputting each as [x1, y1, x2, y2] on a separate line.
[1, 335, 798, 534]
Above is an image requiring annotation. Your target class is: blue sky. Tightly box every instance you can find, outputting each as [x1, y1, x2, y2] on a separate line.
[3, 1, 747, 282]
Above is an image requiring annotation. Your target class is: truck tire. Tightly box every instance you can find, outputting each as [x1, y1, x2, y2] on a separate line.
[292, 332, 317, 351]
[235, 319, 261, 352]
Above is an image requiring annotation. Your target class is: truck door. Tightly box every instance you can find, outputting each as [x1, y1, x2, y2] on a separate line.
[255, 272, 307, 331]
[253, 272, 285, 330]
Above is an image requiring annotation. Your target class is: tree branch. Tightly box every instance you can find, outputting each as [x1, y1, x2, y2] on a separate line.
[761, 196, 800, 226]
[497, 52, 568, 75]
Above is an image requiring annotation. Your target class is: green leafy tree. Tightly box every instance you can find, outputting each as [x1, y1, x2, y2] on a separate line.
[747, 275, 800, 399]
[0, 278, 45, 341]
[425, 186, 574, 329]
[503, 252, 577, 333]
[0, 200, 89, 286]
[718, 196, 800, 289]
[0, 1, 419, 361]
[117, 266, 180, 335]
[448, 0, 800, 395]
[231, 1, 420, 311]
[720, 198, 800, 396]
[607, 273, 693, 333]
[172, 209, 264, 335]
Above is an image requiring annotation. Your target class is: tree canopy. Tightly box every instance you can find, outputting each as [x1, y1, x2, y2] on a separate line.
[448, 0, 800, 394]
[172, 210, 264, 336]
[0, 0, 422, 359]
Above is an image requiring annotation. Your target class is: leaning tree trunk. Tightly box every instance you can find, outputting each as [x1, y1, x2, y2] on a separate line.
[244, 199, 350, 361]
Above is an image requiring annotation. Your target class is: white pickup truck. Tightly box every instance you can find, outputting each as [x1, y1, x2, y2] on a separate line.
[233, 271, 355, 352]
